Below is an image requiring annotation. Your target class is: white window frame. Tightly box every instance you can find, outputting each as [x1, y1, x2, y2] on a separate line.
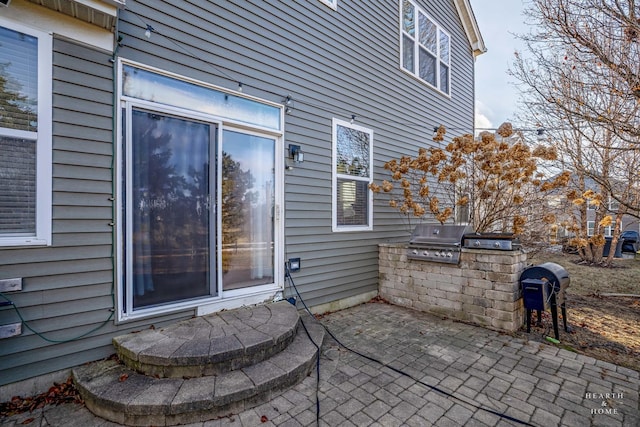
[116, 59, 285, 322]
[332, 118, 373, 232]
[587, 220, 612, 237]
[0, 18, 52, 247]
[609, 195, 619, 212]
[318, 0, 337, 10]
[399, 0, 452, 96]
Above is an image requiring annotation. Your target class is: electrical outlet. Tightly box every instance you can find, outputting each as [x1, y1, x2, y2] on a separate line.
[0, 323, 22, 339]
[0, 278, 22, 292]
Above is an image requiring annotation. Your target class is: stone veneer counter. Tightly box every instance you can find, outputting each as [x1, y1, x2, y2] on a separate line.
[379, 243, 527, 332]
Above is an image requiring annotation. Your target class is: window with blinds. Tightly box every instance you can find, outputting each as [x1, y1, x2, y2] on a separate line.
[332, 118, 373, 231]
[0, 137, 36, 234]
[0, 19, 52, 246]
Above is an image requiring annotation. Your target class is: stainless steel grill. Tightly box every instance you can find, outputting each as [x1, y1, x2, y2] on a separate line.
[462, 232, 521, 251]
[407, 224, 473, 264]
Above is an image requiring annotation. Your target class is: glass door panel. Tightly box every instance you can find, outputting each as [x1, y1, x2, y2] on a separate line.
[221, 130, 275, 290]
[130, 109, 215, 309]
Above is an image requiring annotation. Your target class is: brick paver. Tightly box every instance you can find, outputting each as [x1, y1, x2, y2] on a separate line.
[2, 303, 639, 426]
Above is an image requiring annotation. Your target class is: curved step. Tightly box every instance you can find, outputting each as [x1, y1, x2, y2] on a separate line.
[73, 317, 324, 426]
[113, 301, 300, 378]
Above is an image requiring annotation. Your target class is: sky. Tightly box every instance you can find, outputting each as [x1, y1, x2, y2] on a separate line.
[469, 0, 530, 130]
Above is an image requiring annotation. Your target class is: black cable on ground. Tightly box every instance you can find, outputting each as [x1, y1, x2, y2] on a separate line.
[284, 265, 321, 426]
[284, 266, 534, 427]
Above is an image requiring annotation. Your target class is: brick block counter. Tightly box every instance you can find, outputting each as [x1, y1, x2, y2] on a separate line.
[379, 243, 527, 332]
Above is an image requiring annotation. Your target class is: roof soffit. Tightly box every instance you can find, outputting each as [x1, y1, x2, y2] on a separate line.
[26, 0, 124, 30]
[453, 0, 487, 57]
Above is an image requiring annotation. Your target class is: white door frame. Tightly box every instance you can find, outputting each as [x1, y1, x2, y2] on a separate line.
[115, 61, 284, 323]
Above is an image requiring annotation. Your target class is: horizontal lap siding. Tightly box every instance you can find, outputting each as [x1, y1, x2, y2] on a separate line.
[282, 0, 476, 307]
[118, 0, 475, 308]
[0, 38, 191, 387]
[0, 0, 477, 387]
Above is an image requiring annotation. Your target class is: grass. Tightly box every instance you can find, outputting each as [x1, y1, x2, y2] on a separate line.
[530, 252, 640, 296]
[518, 251, 640, 372]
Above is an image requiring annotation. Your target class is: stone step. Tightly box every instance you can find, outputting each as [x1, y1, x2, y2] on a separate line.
[73, 315, 324, 426]
[113, 301, 300, 378]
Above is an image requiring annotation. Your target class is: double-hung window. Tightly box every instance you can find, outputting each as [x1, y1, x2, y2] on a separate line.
[332, 118, 373, 231]
[0, 19, 52, 246]
[400, 0, 451, 95]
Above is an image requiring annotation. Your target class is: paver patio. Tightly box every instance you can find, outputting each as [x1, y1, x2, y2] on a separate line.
[2, 302, 639, 426]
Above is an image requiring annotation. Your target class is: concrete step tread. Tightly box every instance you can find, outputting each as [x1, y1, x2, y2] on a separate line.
[73, 316, 324, 426]
[113, 301, 300, 378]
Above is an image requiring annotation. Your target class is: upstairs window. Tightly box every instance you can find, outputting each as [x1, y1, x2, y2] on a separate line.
[332, 119, 373, 231]
[0, 19, 52, 246]
[401, 0, 451, 95]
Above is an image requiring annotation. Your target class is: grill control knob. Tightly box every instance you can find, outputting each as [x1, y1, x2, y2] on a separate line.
[446, 252, 453, 258]
[434, 252, 440, 257]
[494, 241, 501, 248]
[474, 240, 481, 247]
[412, 249, 418, 255]
[422, 250, 428, 256]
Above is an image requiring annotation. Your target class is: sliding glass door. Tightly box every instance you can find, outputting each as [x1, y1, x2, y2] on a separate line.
[221, 130, 275, 291]
[119, 63, 283, 320]
[122, 107, 280, 316]
[127, 108, 216, 309]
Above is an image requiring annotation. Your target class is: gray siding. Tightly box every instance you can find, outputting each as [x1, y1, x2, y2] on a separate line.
[117, 0, 475, 308]
[0, 38, 191, 387]
[1, 0, 476, 387]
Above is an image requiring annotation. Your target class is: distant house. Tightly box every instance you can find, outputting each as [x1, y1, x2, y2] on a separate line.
[0, 0, 485, 394]
[584, 195, 638, 237]
[547, 176, 639, 244]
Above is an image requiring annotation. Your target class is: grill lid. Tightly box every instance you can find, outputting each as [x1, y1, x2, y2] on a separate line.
[409, 223, 473, 247]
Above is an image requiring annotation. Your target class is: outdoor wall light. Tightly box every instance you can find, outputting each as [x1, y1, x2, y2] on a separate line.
[283, 96, 294, 114]
[288, 257, 301, 272]
[288, 144, 304, 163]
[144, 24, 154, 39]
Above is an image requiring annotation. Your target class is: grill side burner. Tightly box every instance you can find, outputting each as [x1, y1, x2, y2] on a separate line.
[407, 224, 473, 264]
[462, 232, 521, 251]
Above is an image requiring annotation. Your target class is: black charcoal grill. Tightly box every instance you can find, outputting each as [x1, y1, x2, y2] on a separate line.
[520, 262, 571, 339]
[407, 224, 473, 264]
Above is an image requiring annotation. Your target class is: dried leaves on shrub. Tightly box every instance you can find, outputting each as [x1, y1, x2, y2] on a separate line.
[369, 122, 568, 232]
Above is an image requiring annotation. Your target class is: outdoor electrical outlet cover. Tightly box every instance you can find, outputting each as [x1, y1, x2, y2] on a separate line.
[288, 258, 301, 272]
[0, 278, 22, 292]
[0, 323, 22, 339]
